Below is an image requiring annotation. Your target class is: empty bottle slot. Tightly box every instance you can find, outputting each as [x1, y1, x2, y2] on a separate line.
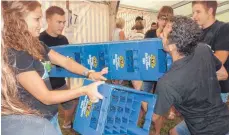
[99, 52, 106, 68]
[109, 105, 116, 112]
[89, 116, 98, 129]
[122, 117, 128, 124]
[74, 52, 81, 64]
[120, 95, 126, 103]
[125, 107, 130, 114]
[106, 116, 114, 124]
[117, 106, 124, 113]
[158, 49, 167, 73]
[111, 95, 119, 103]
[126, 50, 134, 72]
[115, 117, 121, 124]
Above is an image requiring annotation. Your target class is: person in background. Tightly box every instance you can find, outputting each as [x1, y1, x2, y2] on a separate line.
[142, 6, 176, 119]
[192, 0, 229, 103]
[145, 22, 157, 38]
[128, 20, 145, 90]
[128, 16, 143, 39]
[39, 6, 75, 129]
[3, 1, 108, 135]
[112, 17, 126, 41]
[131, 16, 143, 30]
[111, 18, 126, 85]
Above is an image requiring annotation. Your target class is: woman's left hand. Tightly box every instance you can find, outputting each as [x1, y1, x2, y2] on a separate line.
[88, 67, 108, 81]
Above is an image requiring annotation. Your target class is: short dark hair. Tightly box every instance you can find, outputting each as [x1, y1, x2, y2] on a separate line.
[46, 6, 65, 19]
[135, 16, 143, 21]
[151, 22, 157, 26]
[192, 1, 217, 16]
[168, 16, 201, 56]
[135, 20, 144, 30]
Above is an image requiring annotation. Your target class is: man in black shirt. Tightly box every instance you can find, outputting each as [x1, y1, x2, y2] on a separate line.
[152, 16, 229, 135]
[145, 22, 157, 38]
[39, 6, 75, 129]
[192, 1, 229, 102]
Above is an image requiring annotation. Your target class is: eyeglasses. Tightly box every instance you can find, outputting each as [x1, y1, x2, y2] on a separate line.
[158, 16, 168, 21]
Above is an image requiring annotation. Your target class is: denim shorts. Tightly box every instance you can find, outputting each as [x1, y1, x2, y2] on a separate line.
[175, 120, 229, 135]
[50, 113, 62, 135]
[221, 93, 229, 103]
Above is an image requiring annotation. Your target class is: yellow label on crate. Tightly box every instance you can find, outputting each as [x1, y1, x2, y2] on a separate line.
[80, 96, 93, 118]
[150, 55, 156, 68]
[113, 54, 125, 70]
[119, 56, 125, 68]
[92, 56, 98, 68]
[85, 101, 93, 117]
[142, 53, 156, 70]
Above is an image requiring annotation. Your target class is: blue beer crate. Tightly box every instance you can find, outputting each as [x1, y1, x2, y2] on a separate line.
[49, 45, 84, 78]
[73, 79, 157, 135]
[49, 39, 169, 81]
[105, 38, 166, 80]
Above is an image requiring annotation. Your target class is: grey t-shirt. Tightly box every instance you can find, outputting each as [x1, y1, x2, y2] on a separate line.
[8, 44, 58, 120]
[154, 44, 229, 135]
[1, 115, 58, 135]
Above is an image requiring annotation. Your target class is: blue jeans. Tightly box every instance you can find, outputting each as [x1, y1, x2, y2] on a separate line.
[142, 81, 156, 92]
[50, 113, 62, 135]
[221, 93, 229, 103]
[175, 120, 229, 135]
[175, 121, 191, 135]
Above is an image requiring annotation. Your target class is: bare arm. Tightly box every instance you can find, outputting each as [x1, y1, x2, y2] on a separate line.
[214, 51, 229, 80]
[152, 113, 165, 135]
[119, 31, 126, 40]
[17, 71, 103, 105]
[48, 49, 107, 81]
[216, 65, 228, 80]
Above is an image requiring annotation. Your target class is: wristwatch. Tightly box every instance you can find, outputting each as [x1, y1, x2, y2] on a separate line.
[83, 69, 95, 78]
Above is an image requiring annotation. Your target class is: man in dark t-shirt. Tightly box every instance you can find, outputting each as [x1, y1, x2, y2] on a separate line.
[192, 1, 229, 102]
[39, 6, 74, 129]
[145, 22, 157, 38]
[153, 16, 229, 135]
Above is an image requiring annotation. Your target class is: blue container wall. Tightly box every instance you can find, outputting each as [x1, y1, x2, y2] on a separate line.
[73, 79, 157, 135]
[49, 39, 170, 80]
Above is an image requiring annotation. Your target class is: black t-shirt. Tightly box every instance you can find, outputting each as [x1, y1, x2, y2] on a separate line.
[8, 44, 58, 120]
[145, 29, 157, 38]
[39, 31, 69, 89]
[201, 20, 229, 93]
[154, 44, 229, 135]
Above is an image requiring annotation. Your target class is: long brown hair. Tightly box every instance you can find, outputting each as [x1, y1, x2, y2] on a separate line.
[2, 1, 44, 60]
[1, 2, 40, 115]
[1, 45, 39, 115]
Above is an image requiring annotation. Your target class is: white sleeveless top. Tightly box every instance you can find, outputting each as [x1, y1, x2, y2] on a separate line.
[112, 28, 122, 41]
[129, 32, 144, 40]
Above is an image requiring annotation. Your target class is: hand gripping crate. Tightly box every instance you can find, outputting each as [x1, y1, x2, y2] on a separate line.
[73, 80, 157, 135]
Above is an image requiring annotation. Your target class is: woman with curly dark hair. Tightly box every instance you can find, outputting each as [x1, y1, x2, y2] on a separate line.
[152, 16, 229, 135]
[2, 1, 108, 134]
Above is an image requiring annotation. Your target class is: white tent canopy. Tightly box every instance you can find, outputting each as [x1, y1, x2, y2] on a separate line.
[120, 0, 229, 22]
